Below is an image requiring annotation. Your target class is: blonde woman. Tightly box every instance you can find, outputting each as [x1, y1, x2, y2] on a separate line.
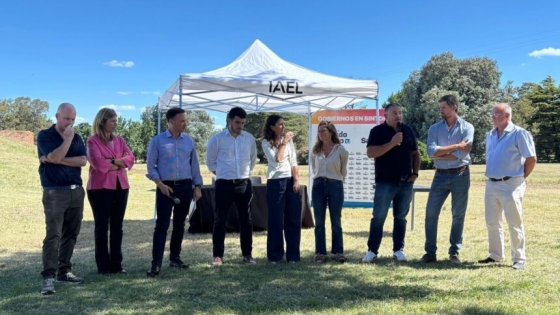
[86, 108, 134, 274]
[311, 121, 349, 263]
[262, 114, 301, 263]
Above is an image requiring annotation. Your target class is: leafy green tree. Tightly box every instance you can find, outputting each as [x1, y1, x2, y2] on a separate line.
[74, 122, 92, 143]
[526, 76, 560, 162]
[185, 110, 216, 161]
[0, 97, 51, 136]
[399, 53, 501, 162]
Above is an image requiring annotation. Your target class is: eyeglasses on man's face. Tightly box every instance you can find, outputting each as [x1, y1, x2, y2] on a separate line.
[491, 112, 505, 118]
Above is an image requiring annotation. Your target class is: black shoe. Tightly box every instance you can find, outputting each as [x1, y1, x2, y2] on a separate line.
[421, 253, 437, 263]
[147, 263, 161, 277]
[478, 257, 497, 264]
[449, 253, 461, 264]
[170, 259, 189, 269]
[56, 272, 84, 284]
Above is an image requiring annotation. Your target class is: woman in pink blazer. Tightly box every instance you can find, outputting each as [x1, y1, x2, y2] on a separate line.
[87, 108, 135, 275]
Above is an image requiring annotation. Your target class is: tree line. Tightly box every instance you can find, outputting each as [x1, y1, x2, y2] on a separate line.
[2, 53, 559, 165]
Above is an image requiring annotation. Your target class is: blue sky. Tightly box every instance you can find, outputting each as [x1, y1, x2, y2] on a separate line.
[1, 0, 559, 129]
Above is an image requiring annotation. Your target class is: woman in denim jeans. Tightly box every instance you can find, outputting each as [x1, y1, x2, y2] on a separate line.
[311, 121, 349, 263]
[262, 115, 301, 263]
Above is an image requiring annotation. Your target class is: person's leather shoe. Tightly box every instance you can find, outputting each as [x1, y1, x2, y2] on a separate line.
[478, 257, 497, 264]
[449, 253, 461, 264]
[170, 259, 189, 269]
[147, 263, 161, 277]
[420, 253, 437, 263]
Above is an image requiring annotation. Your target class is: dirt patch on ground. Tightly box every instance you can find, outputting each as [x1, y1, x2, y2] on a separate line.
[0, 130, 34, 145]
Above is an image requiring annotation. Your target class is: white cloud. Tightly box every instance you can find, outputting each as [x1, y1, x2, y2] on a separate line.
[103, 60, 135, 68]
[214, 124, 225, 131]
[528, 47, 560, 58]
[117, 91, 133, 95]
[99, 104, 136, 111]
[520, 63, 527, 66]
[141, 91, 160, 95]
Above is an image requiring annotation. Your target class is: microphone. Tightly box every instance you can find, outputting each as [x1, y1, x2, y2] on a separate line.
[169, 193, 180, 205]
[396, 122, 402, 146]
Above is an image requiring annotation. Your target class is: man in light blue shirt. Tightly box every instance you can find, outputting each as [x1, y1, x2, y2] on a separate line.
[478, 103, 536, 270]
[421, 95, 474, 264]
[145, 107, 203, 277]
[206, 107, 257, 266]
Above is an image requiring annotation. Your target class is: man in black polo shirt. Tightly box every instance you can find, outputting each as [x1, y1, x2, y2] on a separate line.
[362, 103, 420, 263]
[37, 103, 87, 295]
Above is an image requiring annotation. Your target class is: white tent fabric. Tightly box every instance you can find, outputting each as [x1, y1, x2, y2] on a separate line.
[158, 39, 378, 114]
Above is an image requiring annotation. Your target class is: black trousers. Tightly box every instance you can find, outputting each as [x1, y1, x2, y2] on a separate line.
[152, 180, 193, 265]
[212, 180, 253, 258]
[87, 181, 129, 274]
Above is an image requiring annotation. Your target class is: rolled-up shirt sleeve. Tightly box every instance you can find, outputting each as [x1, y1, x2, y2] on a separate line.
[426, 124, 439, 158]
[451, 122, 474, 159]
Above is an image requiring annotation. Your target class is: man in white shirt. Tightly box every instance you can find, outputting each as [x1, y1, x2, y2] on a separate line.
[206, 107, 258, 266]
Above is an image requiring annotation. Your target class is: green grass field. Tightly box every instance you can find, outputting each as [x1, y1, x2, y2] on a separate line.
[1, 136, 560, 315]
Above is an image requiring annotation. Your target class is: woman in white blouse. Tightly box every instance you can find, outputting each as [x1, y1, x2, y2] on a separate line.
[311, 121, 349, 263]
[262, 114, 301, 263]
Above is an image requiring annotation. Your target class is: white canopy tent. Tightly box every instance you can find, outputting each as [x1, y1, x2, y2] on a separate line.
[157, 39, 379, 193]
[158, 39, 379, 114]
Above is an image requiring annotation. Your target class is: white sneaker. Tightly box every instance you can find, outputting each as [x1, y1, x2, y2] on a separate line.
[362, 250, 377, 263]
[393, 250, 407, 262]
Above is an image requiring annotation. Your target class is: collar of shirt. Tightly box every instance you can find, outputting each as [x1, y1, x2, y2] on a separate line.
[165, 129, 184, 139]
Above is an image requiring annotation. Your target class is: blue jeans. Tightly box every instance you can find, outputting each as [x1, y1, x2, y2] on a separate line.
[424, 169, 470, 255]
[367, 181, 413, 254]
[312, 178, 344, 255]
[266, 177, 302, 262]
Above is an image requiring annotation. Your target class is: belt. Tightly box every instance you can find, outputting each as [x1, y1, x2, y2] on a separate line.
[216, 178, 249, 184]
[489, 176, 511, 182]
[162, 179, 191, 186]
[436, 165, 468, 174]
[43, 184, 81, 191]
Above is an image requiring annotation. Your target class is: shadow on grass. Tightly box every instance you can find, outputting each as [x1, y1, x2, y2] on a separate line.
[0, 219, 519, 315]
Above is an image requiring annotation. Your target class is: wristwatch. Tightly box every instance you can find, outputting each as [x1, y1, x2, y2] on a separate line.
[194, 184, 202, 189]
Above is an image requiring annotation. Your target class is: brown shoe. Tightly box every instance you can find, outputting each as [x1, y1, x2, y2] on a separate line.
[314, 253, 327, 263]
[242, 255, 256, 264]
[333, 253, 347, 263]
[212, 257, 223, 267]
[420, 253, 437, 263]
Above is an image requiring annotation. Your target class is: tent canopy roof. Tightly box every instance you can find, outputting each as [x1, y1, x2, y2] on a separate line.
[158, 39, 378, 114]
